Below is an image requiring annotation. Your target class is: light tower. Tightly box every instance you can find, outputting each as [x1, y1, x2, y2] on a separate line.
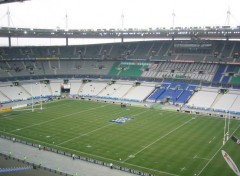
[172, 9, 176, 28]
[7, 7, 11, 27]
[225, 7, 231, 26]
[65, 12, 68, 31]
[121, 10, 124, 29]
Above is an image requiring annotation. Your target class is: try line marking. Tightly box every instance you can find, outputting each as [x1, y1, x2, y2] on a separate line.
[11, 104, 111, 132]
[123, 118, 194, 163]
[197, 123, 240, 176]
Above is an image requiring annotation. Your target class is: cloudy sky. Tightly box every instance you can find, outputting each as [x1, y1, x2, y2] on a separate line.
[0, 0, 239, 46]
[0, 0, 240, 30]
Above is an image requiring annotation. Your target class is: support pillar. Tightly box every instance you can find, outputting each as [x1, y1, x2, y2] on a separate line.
[66, 37, 68, 46]
[121, 37, 124, 43]
[8, 36, 11, 47]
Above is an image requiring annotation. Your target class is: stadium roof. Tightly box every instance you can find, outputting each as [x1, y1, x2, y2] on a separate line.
[0, 0, 28, 4]
[1, 26, 240, 40]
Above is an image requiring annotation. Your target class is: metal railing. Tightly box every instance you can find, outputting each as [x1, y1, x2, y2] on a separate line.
[0, 134, 154, 176]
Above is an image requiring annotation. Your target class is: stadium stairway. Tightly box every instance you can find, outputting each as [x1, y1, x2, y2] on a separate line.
[212, 64, 226, 83]
[230, 66, 240, 84]
[20, 85, 32, 97]
[146, 87, 166, 102]
[0, 90, 11, 101]
[210, 93, 223, 108]
[122, 84, 135, 99]
[96, 84, 110, 97]
[175, 90, 194, 104]
[47, 84, 53, 95]
[0, 91, 11, 103]
[108, 62, 121, 76]
[77, 82, 86, 94]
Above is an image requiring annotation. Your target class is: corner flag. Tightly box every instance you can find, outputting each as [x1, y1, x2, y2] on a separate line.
[231, 136, 240, 147]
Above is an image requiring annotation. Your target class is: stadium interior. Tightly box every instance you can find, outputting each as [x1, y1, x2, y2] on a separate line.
[1, 40, 240, 115]
[1, 1, 240, 176]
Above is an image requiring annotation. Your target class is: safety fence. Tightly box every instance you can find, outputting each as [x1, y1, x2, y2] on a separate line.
[0, 134, 154, 176]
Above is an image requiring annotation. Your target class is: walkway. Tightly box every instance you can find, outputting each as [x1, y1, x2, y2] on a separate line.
[0, 138, 136, 176]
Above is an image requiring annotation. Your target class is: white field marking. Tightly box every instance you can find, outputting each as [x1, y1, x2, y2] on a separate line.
[123, 118, 194, 163]
[57, 109, 150, 146]
[35, 107, 130, 143]
[0, 130, 179, 176]
[208, 136, 216, 144]
[57, 123, 113, 145]
[197, 124, 240, 176]
[6, 100, 77, 120]
[2, 115, 14, 120]
[13, 108, 41, 111]
[180, 167, 186, 171]
[131, 110, 149, 117]
[194, 156, 210, 161]
[42, 107, 129, 140]
[10, 104, 111, 132]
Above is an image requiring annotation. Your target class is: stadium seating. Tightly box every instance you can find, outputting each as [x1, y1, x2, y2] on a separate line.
[0, 84, 30, 101]
[229, 96, 240, 113]
[147, 88, 166, 102]
[212, 64, 226, 83]
[1, 40, 240, 114]
[49, 80, 61, 96]
[211, 93, 238, 112]
[79, 82, 108, 97]
[69, 80, 82, 95]
[176, 90, 194, 104]
[123, 85, 155, 102]
[186, 87, 219, 110]
[97, 83, 132, 100]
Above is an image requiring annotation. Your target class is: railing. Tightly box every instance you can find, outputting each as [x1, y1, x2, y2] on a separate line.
[0, 152, 72, 176]
[0, 134, 154, 176]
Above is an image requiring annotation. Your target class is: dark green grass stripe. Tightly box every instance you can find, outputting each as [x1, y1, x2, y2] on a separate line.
[1, 100, 239, 176]
[197, 123, 240, 176]
[123, 118, 194, 163]
[10, 103, 111, 133]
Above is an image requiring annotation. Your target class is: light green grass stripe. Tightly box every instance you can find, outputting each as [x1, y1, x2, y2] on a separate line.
[0, 130, 178, 176]
[197, 123, 240, 176]
[123, 118, 193, 163]
[10, 103, 111, 133]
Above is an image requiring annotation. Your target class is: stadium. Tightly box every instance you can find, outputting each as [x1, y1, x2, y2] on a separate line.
[1, 0, 240, 176]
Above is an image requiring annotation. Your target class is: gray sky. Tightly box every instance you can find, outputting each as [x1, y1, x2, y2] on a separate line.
[0, 0, 240, 46]
[0, 0, 240, 30]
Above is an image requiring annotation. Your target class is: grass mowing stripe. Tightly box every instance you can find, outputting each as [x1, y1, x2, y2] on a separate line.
[123, 118, 194, 163]
[57, 123, 114, 145]
[10, 104, 111, 132]
[1, 100, 237, 176]
[197, 123, 240, 176]
[58, 109, 150, 146]
[0, 131, 179, 176]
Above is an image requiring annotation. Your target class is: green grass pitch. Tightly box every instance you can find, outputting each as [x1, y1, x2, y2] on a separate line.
[1, 99, 240, 176]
